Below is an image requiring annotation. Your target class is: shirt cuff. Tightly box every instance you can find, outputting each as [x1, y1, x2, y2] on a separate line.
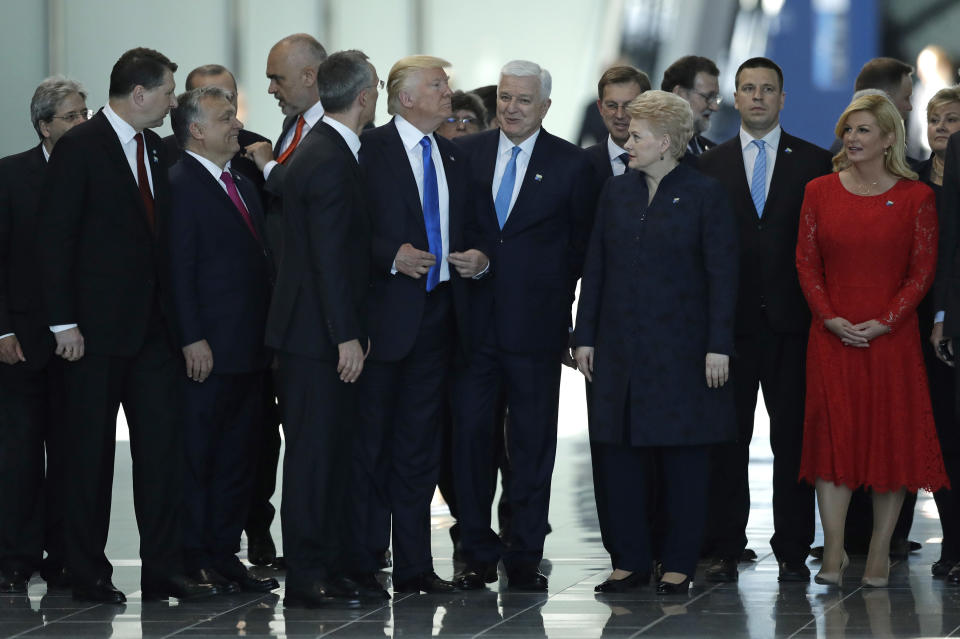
[472, 261, 490, 279]
[935, 311, 945, 324]
[0, 332, 14, 340]
[391, 260, 398, 275]
[263, 160, 278, 180]
[50, 323, 77, 333]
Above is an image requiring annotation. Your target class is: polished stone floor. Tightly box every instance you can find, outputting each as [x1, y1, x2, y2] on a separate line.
[1, 371, 957, 637]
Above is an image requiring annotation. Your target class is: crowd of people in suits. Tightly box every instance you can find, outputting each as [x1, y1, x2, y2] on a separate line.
[2, 34, 960, 608]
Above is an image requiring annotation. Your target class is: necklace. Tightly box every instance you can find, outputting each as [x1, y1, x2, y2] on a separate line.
[932, 155, 945, 185]
[853, 179, 880, 195]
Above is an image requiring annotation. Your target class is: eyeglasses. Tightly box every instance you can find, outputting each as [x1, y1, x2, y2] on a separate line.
[445, 116, 479, 127]
[370, 80, 385, 91]
[50, 109, 92, 123]
[690, 90, 722, 106]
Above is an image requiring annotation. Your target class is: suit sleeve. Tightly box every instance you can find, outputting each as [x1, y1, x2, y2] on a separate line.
[879, 188, 937, 332]
[795, 180, 837, 322]
[264, 163, 286, 197]
[167, 186, 203, 348]
[37, 134, 85, 326]
[572, 181, 609, 348]
[302, 161, 363, 346]
[0, 160, 12, 335]
[702, 179, 739, 355]
[935, 136, 960, 325]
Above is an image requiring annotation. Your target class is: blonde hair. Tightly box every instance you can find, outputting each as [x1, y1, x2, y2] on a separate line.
[386, 55, 451, 114]
[625, 90, 694, 160]
[927, 86, 960, 118]
[831, 93, 917, 179]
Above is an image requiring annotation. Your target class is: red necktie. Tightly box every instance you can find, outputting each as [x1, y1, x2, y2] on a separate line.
[275, 115, 306, 164]
[134, 132, 155, 232]
[220, 171, 261, 242]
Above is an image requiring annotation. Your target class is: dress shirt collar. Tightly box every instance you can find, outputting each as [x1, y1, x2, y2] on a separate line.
[300, 99, 325, 129]
[394, 114, 437, 151]
[103, 103, 140, 145]
[42, 145, 50, 162]
[606, 134, 627, 161]
[185, 149, 231, 180]
[497, 128, 539, 158]
[322, 115, 361, 161]
[739, 124, 781, 154]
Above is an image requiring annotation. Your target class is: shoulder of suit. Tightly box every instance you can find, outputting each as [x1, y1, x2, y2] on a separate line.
[0, 145, 42, 172]
[778, 131, 831, 159]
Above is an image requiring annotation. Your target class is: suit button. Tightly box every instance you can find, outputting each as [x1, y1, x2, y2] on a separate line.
[757, 224, 763, 231]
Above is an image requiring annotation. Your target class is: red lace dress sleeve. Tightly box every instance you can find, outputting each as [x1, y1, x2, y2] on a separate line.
[795, 179, 837, 321]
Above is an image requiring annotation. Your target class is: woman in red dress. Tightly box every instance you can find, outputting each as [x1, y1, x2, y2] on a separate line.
[796, 93, 948, 587]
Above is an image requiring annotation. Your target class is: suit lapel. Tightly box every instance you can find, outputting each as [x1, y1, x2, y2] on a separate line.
[381, 120, 427, 236]
[91, 111, 155, 235]
[764, 131, 796, 220]
[503, 129, 550, 233]
[184, 154, 261, 241]
[436, 136, 461, 248]
[274, 115, 296, 157]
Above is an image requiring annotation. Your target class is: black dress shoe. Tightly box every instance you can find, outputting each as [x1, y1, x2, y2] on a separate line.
[232, 571, 279, 593]
[142, 574, 221, 601]
[656, 576, 691, 595]
[246, 530, 277, 567]
[740, 549, 757, 562]
[810, 546, 824, 560]
[777, 561, 811, 583]
[350, 573, 390, 600]
[933, 559, 956, 577]
[652, 560, 664, 582]
[704, 558, 738, 582]
[507, 566, 547, 592]
[328, 576, 362, 599]
[189, 568, 240, 594]
[0, 569, 30, 594]
[394, 571, 457, 593]
[594, 571, 648, 593]
[72, 578, 126, 603]
[41, 567, 71, 590]
[284, 581, 360, 608]
[947, 562, 960, 585]
[453, 563, 498, 590]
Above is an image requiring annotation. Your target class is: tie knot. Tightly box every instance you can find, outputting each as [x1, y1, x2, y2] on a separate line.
[219, 170, 234, 186]
[752, 139, 765, 151]
[509, 146, 521, 159]
[419, 136, 432, 150]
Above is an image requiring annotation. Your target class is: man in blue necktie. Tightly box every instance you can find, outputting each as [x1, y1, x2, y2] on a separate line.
[351, 55, 489, 595]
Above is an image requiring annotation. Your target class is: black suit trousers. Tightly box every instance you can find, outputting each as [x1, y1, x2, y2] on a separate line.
[0, 358, 66, 573]
[453, 325, 562, 569]
[704, 322, 814, 564]
[62, 311, 184, 586]
[352, 286, 453, 583]
[182, 371, 262, 572]
[244, 371, 281, 536]
[276, 352, 356, 587]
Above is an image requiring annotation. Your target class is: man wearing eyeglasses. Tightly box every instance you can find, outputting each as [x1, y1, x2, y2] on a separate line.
[0, 77, 88, 595]
[661, 55, 722, 157]
[585, 65, 651, 179]
[697, 57, 832, 584]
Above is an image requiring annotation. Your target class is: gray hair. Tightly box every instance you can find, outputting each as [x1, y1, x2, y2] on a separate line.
[31, 76, 87, 139]
[170, 86, 234, 148]
[500, 60, 552, 101]
[317, 50, 373, 113]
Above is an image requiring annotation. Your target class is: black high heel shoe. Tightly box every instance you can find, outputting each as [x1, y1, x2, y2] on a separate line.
[595, 571, 647, 593]
[656, 576, 691, 595]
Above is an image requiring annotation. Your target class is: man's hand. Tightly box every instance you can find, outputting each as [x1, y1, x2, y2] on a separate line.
[0, 334, 25, 365]
[182, 339, 214, 382]
[574, 346, 594, 382]
[54, 327, 85, 362]
[448, 249, 489, 278]
[244, 141, 274, 171]
[705, 353, 729, 388]
[932, 322, 955, 367]
[394, 243, 436, 279]
[338, 338, 364, 383]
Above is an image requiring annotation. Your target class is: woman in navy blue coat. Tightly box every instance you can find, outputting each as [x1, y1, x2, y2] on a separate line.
[574, 90, 739, 594]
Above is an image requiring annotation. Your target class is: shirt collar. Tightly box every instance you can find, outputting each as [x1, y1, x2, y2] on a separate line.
[739, 124, 781, 153]
[185, 149, 231, 181]
[322, 115, 361, 159]
[300, 99, 325, 128]
[394, 114, 436, 152]
[42, 145, 51, 162]
[497, 128, 540, 157]
[606, 134, 627, 161]
[103, 103, 139, 145]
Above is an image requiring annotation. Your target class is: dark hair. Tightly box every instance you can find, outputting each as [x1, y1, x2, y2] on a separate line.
[660, 55, 719, 92]
[170, 86, 233, 148]
[451, 90, 486, 124]
[109, 47, 177, 97]
[597, 65, 651, 100]
[854, 57, 914, 93]
[317, 50, 373, 113]
[185, 64, 235, 91]
[470, 84, 497, 125]
[735, 57, 783, 91]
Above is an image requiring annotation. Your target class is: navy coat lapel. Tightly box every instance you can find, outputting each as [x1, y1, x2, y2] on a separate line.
[380, 119, 427, 237]
[90, 111, 155, 234]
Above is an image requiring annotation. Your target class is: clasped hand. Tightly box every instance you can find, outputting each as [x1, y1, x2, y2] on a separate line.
[824, 317, 890, 347]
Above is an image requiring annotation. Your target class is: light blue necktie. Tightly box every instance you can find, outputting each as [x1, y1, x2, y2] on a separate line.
[419, 137, 442, 292]
[750, 139, 766, 217]
[495, 146, 521, 229]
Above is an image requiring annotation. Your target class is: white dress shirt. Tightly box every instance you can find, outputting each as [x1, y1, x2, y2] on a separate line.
[392, 114, 450, 283]
[263, 99, 325, 180]
[184, 151, 250, 209]
[492, 128, 540, 224]
[739, 124, 781, 196]
[606, 135, 629, 177]
[322, 115, 361, 162]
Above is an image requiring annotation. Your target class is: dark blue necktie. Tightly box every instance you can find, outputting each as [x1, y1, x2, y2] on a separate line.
[419, 136, 442, 291]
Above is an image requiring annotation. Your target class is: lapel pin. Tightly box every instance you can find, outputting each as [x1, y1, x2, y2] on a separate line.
[534, 173, 543, 182]
[785, 147, 793, 154]
[449, 155, 455, 161]
[672, 197, 680, 204]
[886, 200, 894, 206]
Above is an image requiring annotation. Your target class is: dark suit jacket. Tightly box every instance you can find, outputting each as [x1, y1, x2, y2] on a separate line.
[359, 118, 475, 362]
[574, 164, 738, 445]
[457, 128, 601, 354]
[168, 153, 273, 373]
[162, 128, 270, 205]
[37, 110, 176, 357]
[688, 133, 716, 156]
[264, 120, 370, 361]
[698, 130, 832, 336]
[0, 144, 55, 369]
[585, 141, 614, 181]
[935, 131, 960, 336]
